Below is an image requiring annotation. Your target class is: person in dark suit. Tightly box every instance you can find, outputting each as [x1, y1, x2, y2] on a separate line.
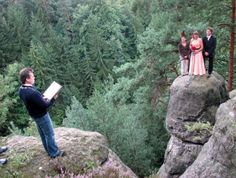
[203, 27, 216, 77]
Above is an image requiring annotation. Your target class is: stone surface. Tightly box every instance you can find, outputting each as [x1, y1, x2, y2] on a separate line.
[166, 72, 228, 144]
[229, 89, 236, 99]
[0, 127, 137, 178]
[158, 136, 202, 178]
[157, 72, 228, 178]
[180, 97, 236, 178]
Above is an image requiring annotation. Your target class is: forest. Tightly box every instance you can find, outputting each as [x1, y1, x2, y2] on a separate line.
[0, 0, 235, 177]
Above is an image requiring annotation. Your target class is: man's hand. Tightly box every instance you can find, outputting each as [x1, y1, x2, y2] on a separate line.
[205, 52, 209, 56]
[53, 94, 59, 100]
[43, 96, 50, 102]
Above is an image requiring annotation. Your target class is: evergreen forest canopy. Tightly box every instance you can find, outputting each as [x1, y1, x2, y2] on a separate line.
[0, 0, 235, 177]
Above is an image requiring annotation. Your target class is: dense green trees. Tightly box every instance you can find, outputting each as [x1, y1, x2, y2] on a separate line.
[0, 63, 28, 135]
[0, 0, 235, 177]
[0, 5, 30, 70]
[64, 91, 154, 176]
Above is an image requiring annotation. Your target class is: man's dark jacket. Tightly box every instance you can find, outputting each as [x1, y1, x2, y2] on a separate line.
[19, 85, 54, 118]
[203, 36, 216, 58]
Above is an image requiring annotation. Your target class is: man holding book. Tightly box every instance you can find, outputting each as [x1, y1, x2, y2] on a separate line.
[19, 68, 65, 158]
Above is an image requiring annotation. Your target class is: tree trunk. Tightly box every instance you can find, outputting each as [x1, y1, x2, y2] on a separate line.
[228, 0, 236, 91]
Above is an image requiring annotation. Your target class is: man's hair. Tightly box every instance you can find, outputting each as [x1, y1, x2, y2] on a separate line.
[19, 68, 33, 84]
[207, 27, 214, 33]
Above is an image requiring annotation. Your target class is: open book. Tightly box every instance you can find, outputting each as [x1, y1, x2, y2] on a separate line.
[43, 81, 62, 100]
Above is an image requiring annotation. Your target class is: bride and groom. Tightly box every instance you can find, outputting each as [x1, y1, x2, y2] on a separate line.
[178, 27, 216, 78]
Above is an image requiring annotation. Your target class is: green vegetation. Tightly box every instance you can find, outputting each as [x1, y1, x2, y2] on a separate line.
[0, 0, 234, 177]
[0, 150, 35, 178]
[185, 121, 213, 133]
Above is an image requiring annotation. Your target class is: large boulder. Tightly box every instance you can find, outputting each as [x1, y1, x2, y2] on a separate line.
[157, 72, 228, 178]
[158, 136, 202, 178]
[0, 127, 137, 178]
[229, 89, 236, 99]
[166, 72, 228, 144]
[180, 96, 236, 178]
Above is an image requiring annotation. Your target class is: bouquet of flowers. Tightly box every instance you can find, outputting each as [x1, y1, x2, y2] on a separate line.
[190, 43, 200, 50]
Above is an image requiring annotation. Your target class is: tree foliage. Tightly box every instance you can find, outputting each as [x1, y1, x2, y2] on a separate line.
[0, 0, 235, 176]
[0, 63, 28, 135]
[64, 91, 154, 176]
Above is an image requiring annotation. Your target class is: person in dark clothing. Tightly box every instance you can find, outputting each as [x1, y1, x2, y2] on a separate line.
[0, 146, 8, 166]
[203, 27, 216, 77]
[178, 31, 191, 76]
[19, 68, 65, 158]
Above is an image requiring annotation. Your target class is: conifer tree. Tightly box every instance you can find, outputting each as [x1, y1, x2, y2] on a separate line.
[69, 0, 138, 101]
[0, 4, 30, 71]
[0, 63, 28, 135]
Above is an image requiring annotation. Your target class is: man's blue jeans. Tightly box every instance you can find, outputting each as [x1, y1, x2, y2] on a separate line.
[33, 113, 59, 158]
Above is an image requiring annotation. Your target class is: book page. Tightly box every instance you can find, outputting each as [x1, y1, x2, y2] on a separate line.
[43, 81, 62, 100]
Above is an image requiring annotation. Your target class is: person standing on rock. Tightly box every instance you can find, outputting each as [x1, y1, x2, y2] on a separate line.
[178, 31, 191, 76]
[203, 27, 216, 78]
[189, 31, 206, 77]
[19, 68, 65, 158]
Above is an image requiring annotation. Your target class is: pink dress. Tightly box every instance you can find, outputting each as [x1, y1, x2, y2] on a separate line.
[189, 38, 206, 75]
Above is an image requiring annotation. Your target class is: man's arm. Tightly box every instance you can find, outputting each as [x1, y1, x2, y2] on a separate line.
[31, 90, 55, 109]
[208, 37, 217, 56]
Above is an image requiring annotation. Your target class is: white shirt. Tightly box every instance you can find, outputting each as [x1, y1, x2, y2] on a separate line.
[207, 35, 211, 40]
[22, 83, 33, 87]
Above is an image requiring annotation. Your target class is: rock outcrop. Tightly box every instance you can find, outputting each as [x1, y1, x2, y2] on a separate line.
[180, 95, 236, 178]
[158, 72, 228, 178]
[229, 89, 236, 99]
[0, 127, 137, 178]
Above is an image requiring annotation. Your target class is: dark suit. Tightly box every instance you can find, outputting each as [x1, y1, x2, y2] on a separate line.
[203, 36, 216, 74]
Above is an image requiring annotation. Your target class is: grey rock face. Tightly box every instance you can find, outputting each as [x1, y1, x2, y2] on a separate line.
[180, 97, 236, 178]
[229, 89, 236, 99]
[0, 127, 137, 178]
[158, 136, 202, 178]
[166, 72, 228, 144]
[157, 72, 228, 178]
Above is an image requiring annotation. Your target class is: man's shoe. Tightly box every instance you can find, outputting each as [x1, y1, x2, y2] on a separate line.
[0, 158, 7, 165]
[57, 150, 66, 157]
[51, 151, 66, 159]
[207, 74, 211, 78]
[0, 146, 8, 154]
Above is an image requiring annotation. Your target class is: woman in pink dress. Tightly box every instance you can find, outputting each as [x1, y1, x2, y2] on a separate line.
[189, 31, 206, 76]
